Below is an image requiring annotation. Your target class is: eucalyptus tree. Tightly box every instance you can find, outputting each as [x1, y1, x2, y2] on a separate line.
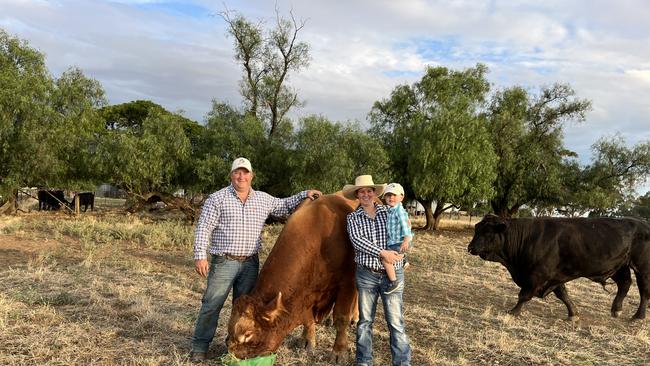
[560, 136, 650, 216]
[221, 7, 310, 138]
[288, 116, 388, 194]
[628, 191, 650, 219]
[52, 67, 107, 189]
[487, 84, 591, 217]
[370, 64, 497, 230]
[0, 29, 106, 211]
[194, 101, 263, 189]
[96, 109, 191, 197]
[1, 29, 54, 202]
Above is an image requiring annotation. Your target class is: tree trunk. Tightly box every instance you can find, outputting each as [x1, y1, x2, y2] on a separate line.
[420, 199, 446, 231]
[126, 191, 197, 222]
[491, 198, 522, 218]
[508, 205, 520, 217]
[421, 199, 436, 230]
[0, 198, 15, 215]
[432, 201, 448, 230]
[491, 199, 511, 218]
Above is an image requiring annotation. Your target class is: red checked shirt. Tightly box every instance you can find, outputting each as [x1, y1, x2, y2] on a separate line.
[193, 185, 308, 260]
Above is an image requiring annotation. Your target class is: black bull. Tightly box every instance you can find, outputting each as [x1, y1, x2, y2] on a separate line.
[468, 215, 650, 320]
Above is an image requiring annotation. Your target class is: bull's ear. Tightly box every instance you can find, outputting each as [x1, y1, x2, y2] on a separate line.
[262, 291, 287, 323]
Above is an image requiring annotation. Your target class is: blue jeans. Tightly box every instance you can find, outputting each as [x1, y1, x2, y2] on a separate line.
[191, 255, 259, 353]
[355, 266, 411, 366]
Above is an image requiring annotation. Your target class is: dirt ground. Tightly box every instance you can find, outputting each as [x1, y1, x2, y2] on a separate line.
[1, 213, 650, 365]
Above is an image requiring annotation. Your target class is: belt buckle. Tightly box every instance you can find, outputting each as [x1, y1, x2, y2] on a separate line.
[366, 266, 385, 274]
[224, 254, 248, 262]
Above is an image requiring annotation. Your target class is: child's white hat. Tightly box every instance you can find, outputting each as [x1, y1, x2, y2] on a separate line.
[383, 183, 404, 197]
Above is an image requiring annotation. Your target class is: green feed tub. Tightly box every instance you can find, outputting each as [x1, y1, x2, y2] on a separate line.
[221, 353, 276, 366]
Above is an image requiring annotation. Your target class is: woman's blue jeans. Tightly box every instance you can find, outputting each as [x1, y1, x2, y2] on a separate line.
[191, 255, 259, 353]
[355, 265, 411, 366]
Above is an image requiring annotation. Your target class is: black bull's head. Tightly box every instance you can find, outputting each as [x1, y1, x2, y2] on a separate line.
[468, 215, 507, 261]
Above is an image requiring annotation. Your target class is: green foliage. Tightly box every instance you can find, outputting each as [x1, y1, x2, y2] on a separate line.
[0, 29, 107, 199]
[370, 64, 497, 229]
[100, 100, 164, 130]
[0, 29, 53, 196]
[288, 116, 387, 194]
[97, 100, 203, 196]
[487, 84, 591, 216]
[96, 110, 191, 195]
[561, 136, 650, 215]
[193, 101, 268, 193]
[51, 67, 107, 190]
[629, 191, 650, 219]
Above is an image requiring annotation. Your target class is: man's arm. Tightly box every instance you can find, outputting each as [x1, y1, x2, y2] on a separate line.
[193, 194, 222, 277]
[268, 189, 322, 218]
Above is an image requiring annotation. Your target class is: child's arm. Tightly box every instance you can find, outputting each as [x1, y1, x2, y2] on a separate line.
[398, 206, 412, 252]
[400, 235, 411, 253]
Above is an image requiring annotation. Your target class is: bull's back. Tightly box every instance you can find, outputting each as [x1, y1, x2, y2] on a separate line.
[255, 194, 356, 295]
[516, 217, 640, 278]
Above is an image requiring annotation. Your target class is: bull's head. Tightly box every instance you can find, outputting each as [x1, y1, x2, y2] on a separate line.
[468, 214, 507, 262]
[227, 292, 288, 359]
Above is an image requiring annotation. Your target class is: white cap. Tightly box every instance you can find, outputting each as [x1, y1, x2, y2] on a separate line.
[231, 157, 253, 172]
[383, 183, 404, 197]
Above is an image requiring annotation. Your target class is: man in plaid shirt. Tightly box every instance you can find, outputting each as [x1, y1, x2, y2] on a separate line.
[343, 175, 411, 366]
[190, 157, 321, 362]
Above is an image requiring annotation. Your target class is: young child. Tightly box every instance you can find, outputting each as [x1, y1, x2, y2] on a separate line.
[382, 183, 413, 295]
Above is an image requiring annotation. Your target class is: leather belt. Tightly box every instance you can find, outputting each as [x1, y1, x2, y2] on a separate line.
[221, 253, 257, 262]
[362, 265, 386, 274]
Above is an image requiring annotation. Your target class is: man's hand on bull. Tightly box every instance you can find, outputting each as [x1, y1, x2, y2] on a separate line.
[307, 190, 322, 200]
[195, 259, 209, 277]
[379, 249, 404, 264]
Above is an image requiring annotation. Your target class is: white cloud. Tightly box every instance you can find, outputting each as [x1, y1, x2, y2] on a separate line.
[2, 0, 649, 192]
[626, 69, 650, 84]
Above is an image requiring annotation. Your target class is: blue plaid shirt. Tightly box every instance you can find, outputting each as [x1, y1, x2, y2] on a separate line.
[193, 185, 308, 260]
[387, 203, 412, 247]
[347, 204, 404, 271]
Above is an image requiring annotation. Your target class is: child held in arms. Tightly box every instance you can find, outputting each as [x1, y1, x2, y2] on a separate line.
[382, 183, 413, 294]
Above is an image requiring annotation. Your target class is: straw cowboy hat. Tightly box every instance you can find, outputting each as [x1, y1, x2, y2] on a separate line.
[342, 175, 387, 200]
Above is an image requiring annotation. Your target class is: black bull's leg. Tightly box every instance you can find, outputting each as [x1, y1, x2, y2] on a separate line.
[552, 284, 578, 320]
[510, 284, 578, 319]
[509, 288, 534, 316]
[611, 267, 632, 318]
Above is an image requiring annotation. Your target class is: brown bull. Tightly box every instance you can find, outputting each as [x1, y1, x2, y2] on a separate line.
[227, 193, 358, 363]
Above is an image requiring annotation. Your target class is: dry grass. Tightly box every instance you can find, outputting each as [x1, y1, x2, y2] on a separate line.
[1, 212, 649, 365]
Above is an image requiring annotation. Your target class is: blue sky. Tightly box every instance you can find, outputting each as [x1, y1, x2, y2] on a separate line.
[2, 0, 649, 192]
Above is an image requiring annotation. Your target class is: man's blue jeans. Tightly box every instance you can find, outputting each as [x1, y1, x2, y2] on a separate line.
[191, 255, 259, 353]
[355, 265, 411, 366]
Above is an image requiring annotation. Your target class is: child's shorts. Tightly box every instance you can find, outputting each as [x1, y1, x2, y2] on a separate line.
[388, 243, 403, 253]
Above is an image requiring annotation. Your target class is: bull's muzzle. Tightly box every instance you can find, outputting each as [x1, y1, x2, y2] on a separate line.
[467, 242, 477, 255]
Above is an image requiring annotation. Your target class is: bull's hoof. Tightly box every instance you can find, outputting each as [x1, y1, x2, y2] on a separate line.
[329, 350, 348, 365]
[611, 310, 622, 318]
[567, 315, 579, 322]
[632, 313, 646, 320]
[507, 310, 522, 317]
[299, 339, 315, 352]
